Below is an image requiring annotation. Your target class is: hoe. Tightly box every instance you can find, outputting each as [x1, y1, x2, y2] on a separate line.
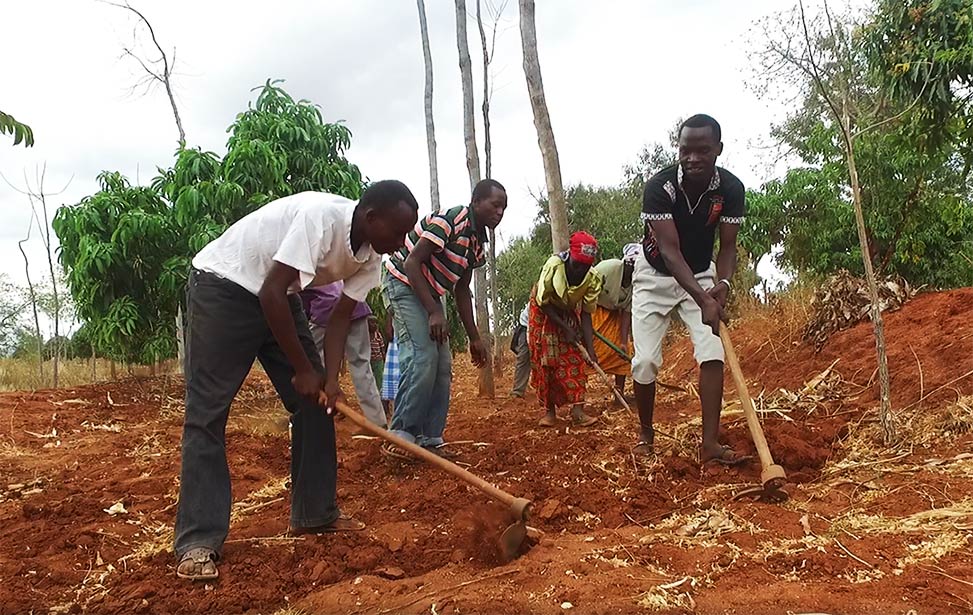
[323, 396, 533, 560]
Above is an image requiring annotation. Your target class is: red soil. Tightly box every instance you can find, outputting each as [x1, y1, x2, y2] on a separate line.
[0, 289, 971, 614]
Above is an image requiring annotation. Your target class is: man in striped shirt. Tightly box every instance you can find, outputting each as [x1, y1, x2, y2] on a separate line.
[381, 179, 507, 458]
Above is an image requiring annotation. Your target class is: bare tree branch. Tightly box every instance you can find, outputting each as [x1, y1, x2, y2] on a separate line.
[798, 0, 847, 149]
[17, 211, 43, 380]
[104, 0, 185, 144]
[120, 47, 163, 82]
[797, 0, 895, 444]
[0, 302, 30, 329]
[854, 62, 935, 138]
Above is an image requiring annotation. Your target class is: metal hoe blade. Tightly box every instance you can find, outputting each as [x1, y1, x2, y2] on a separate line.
[500, 521, 527, 561]
[733, 473, 789, 503]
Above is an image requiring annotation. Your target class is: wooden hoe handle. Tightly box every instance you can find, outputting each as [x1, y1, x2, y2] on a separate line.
[576, 342, 631, 412]
[324, 396, 530, 518]
[718, 324, 777, 470]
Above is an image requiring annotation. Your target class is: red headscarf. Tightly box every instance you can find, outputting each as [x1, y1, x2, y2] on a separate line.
[569, 231, 598, 265]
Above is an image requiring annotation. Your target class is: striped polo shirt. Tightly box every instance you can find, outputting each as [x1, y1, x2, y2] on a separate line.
[385, 205, 487, 296]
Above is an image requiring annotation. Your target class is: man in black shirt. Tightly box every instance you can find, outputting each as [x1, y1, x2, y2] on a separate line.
[630, 114, 749, 466]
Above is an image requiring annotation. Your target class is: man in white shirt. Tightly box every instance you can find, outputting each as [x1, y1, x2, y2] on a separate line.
[175, 180, 419, 581]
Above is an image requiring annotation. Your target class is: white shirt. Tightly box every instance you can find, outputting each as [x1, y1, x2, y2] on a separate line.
[192, 191, 380, 301]
[519, 305, 530, 327]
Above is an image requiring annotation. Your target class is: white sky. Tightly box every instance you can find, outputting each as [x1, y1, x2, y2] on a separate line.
[1, 0, 799, 316]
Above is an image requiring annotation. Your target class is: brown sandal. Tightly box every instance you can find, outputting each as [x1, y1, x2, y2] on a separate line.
[572, 413, 598, 428]
[632, 441, 655, 456]
[176, 547, 219, 581]
[290, 514, 366, 535]
[700, 445, 751, 467]
[380, 441, 415, 461]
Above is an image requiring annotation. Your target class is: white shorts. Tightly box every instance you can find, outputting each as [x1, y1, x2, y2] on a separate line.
[631, 252, 724, 385]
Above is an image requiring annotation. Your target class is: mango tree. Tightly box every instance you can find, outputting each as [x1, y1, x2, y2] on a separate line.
[154, 80, 364, 258]
[1, 110, 33, 147]
[55, 81, 365, 366]
[53, 171, 181, 364]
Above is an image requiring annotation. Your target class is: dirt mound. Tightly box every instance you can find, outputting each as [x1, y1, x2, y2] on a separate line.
[802, 269, 917, 350]
[722, 415, 848, 482]
[665, 287, 973, 409]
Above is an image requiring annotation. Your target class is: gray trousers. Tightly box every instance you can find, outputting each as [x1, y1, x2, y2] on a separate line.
[511, 329, 531, 396]
[309, 319, 388, 428]
[174, 270, 339, 558]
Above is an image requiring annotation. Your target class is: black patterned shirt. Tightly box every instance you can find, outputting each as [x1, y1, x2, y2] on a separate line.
[641, 164, 745, 275]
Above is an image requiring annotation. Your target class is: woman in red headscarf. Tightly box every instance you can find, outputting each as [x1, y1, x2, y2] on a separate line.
[527, 231, 604, 427]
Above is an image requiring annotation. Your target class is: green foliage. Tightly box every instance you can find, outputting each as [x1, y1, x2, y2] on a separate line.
[0, 275, 28, 356]
[365, 285, 467, 354]
[68, 323, 98, 359]
[747, 1, 973, 289]
[622, 140, 678, 200]
[0, 110, 34, 147]
[444, 293, 468, 354]
[155, 80, 365, 269]
[495, 236, 550, 333]
[53, 172, 180, 363]
[365, 288, 387, 336]
[496, 184, 644, 333]
[11, 328, 42, 360]
[864, 0, 973, 159]
[55, 81, 367, 363]
[43, 335, 71, 360]
[532, 184, 643, 260]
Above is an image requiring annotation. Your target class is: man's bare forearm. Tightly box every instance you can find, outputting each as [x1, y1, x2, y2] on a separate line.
[259, 289, 314, 375]
[715, 243, 737, 284]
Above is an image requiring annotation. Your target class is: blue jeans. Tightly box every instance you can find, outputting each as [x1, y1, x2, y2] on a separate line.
[383, 275, 452, 447]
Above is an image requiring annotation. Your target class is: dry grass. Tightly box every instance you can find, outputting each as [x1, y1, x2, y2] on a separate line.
[0, 358, 181, 391]
[635, 577, 698, 611]
[834, 499, 973, 535]
[0, 358, 110, 391]
[229, 477, 289, 523]
[897, 531, 970, 567]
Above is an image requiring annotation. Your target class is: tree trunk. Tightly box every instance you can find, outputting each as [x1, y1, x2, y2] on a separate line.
[878, 173, 924, 274]
[454, 0, 494, 397]
[454, 0, 482, 189]
[110, 359, 117, 380]
[417, 0, 441, 212]
[90, 343, 96, 381]
[164, 79, 185, 145]
[488, 228, 502, 375]
[519, 0, 569, 252]
[175, 305, 185, 374]
[477, 0, 503, 377]
[18, 227, 43, 381]
[477, 0, 492, 180]
[38, 189, 59, 388]
[843, 103, 894, 444]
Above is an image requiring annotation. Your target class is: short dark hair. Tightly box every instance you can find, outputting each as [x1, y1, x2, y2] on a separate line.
[472, 178, 506, 202]
[360, 180, 419, 212]
[679, 114, 721, 142]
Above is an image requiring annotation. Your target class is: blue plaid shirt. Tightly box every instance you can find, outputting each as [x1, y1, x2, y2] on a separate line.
[380, 336, 399, 400]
